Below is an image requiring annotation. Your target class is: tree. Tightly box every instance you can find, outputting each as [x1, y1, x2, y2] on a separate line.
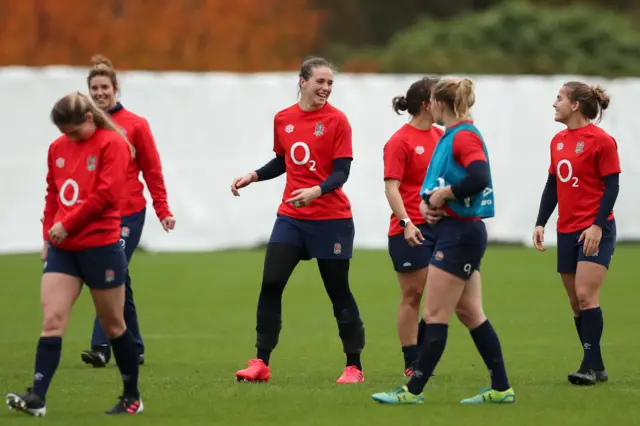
[0, 0, 325, 71]
[344, 1, 640, 76]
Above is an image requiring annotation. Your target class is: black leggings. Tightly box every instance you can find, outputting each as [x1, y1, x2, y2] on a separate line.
[255, 243, 365, 354]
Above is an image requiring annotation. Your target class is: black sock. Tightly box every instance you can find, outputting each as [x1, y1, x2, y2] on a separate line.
[346, 353, 362, 370]
[257, 348, 271, 366]
[417, 319, 427, 346]
[32, 336, 62, 401]
[406, 324, 448, 395]
[110, 329, 140, 399]
[574, 315, 583, 345]
[580, 307, 604, 371]
[402, 345, 419, 369]
[470, 320, 510, 391]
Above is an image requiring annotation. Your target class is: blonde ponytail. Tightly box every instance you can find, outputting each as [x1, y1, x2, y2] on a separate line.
[453, 78, 475, 120]
[432, 77, 476, 121]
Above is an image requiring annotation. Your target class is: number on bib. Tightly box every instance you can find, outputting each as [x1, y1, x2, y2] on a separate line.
[59, 178, 80, 207]
[290, 142, 316, 171]
[557, 159, 579, 187]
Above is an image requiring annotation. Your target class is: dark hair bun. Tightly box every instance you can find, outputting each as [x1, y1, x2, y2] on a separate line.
[392, 95, 409, 114]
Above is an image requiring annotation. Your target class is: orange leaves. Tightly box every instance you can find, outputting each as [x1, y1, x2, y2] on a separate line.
[0, 0, 324, 71]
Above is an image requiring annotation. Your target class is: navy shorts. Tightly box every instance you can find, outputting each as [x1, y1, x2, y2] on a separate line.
[557, 219, 616, 274]
[120, 207, 146, 263]
[388, 223, 436, 272]
[268, 214, 354, 260]
[43, 241, 127, 290]
[429, 217, 487, 280]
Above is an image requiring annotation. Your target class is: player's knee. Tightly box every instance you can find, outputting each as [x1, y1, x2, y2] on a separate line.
[400, 287, 422, 310]
[575, 287, 599, 310]
[422, 305, 452, 324]
[98, 315, 126, 338]
[260, 273, 288, 296]
[41, 310, 68, 336]
[455, 305, 485, 329]
[335, 305, 361, 323]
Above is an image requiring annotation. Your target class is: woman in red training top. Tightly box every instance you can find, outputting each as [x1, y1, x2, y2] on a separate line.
[384, 77, 442, 376]
[534, 81, 620, 386]
[80, 55, 175, 368]
[6, 92, 143, 416]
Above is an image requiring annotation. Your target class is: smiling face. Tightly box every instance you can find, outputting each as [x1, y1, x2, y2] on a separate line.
[89, 75, 117, 111]
[300, 66, 333, 109]
[553, 86, 578, 124]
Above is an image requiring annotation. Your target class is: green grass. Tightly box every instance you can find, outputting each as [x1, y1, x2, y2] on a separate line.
[1, 246, 639, 425]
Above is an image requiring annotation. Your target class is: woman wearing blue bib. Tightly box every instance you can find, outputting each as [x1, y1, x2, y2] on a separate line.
[372, 77, 515, 405]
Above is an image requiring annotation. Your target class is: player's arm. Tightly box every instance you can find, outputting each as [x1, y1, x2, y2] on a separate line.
[42, 145, 59, 240]
[61, 138, 129, 235]
[593, 136, 622, 228]
[319, 158, 351, 194]
[318, 113, 354, 195]
[135, 119, 172, 220]
[449, 132, 489, 199]
[383, 139, 410, 220]
[535, 173, 558, 227]
[254, 115, 288, 182]
[255, 155, 286, 181]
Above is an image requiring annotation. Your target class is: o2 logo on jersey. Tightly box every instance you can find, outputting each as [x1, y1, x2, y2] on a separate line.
[556, 159, 579, 187]
[59, 178, 80, 207]
[290, 142, 316, 171]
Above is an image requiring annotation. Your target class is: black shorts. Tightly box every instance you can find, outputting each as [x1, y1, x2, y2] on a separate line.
[429, 217, 487, 279]
[268, 214, 354, 260]
[388, 223, 436, 272]
[43, 242, 127, 290]
[557, 219, 616, 274]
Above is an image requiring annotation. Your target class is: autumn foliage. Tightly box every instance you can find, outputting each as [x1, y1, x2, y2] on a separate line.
[0, 0, 325, 71]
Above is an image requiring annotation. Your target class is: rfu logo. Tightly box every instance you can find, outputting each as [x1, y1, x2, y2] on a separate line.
[415, 146, 425, 155]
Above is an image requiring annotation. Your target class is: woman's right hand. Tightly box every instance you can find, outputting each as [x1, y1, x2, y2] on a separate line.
[231, 171, 258, 196]
[532, 226, 545, 251]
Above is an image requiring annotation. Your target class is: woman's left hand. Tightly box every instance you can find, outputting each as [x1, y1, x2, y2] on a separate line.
[579, 225, 602, 257]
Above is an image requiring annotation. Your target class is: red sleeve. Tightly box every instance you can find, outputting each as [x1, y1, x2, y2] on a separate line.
[452, 131, 487, 167]
[61, 137, 129, 235]
[596, 135, 621, 177]
[42, 145, 58, 240]
[548, 138, 556, 175]
[273, 115, 285, 156]
[383, 137, 407, 181]
[333, 114, 353, 159]
[135, 118, 172, 220]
